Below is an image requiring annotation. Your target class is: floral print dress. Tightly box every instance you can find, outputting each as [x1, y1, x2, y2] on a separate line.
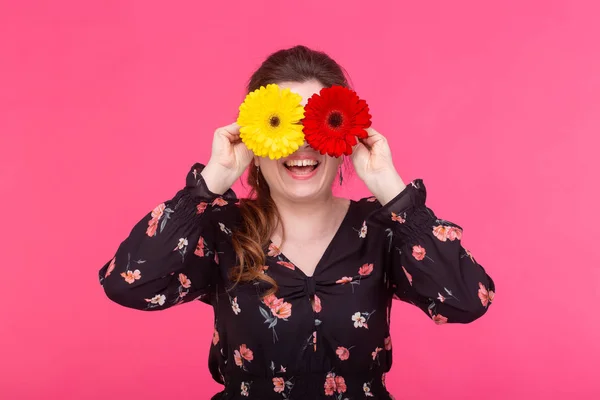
[99, 163, 495, 400]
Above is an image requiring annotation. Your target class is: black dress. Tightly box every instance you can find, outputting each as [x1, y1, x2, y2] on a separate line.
[99, 163, 495, 400]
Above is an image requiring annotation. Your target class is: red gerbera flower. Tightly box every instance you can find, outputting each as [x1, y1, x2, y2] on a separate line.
[302, 86, 372, 157]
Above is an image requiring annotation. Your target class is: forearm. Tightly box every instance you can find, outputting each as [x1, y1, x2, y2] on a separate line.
[364, 170, 406, 205]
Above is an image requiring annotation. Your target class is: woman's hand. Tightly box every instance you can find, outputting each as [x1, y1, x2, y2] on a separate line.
[351, 127, 406, 205]
[201, 122, 254, 194]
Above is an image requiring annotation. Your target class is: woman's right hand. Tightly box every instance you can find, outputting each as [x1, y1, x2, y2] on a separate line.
[201, 122, 254, 194]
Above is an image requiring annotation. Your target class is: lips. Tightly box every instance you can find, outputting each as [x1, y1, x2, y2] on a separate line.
[282, 155, 321, 179]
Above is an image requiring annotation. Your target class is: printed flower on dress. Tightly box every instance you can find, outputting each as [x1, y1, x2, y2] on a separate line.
[324, 371, 347, 397]
[303, 85, 371, 157]
[428, 308, 449, 325]
[240, 381, 250, 397]
[351, 310, 375, 329]
[432, 314, 448, 324]
[478, 282, 495, 307]
[432, 225, 449, 241]
[272, 377, 285, 393]
[272, 376, 294, 396]
[433, 224, 463, 242]
[218, 223, 232, 236]
[336, 263, 375, 293]
[146, 203, 174, 237]
[272, 302, 292, 319]
[173, 238, 189, 262]
[196, 202, 207, 214]
[212, 197, 228, 207]
[173, 273, 192, 303]
[371, 346, 383, 365]
[104, 257, 116, 278]
[334, 376, 347, 394]
[336, 346, 350, 361]
[324, 374, 336, 396]
[178, 273, 191, 289]
[353, 220, 368, 238]
[360, 221, 368, 238]
[358, 263, 374, 276]
[437, 287, 459, 303]
[402, 266, 413, 286]
[391, 212, 405, 223]
[412, 245, 426, 261]
[263, 294, 283, 309]
[267, 243, 281, 257]
[234, 344, 254, 370]
[259, 294, 293, 343]
[276, 261, 295, 270]
[194, 236, 218, 260]
[194, 236, 207, 257]
[230, 296, 241, 315]
[237, 84, 305, 160]
[145, 294, 166, 308]
[447, 226, 462, 241]
[312, 294, 322, 313]
[363, 381, 374, 397]
[120, 269, 141, 284]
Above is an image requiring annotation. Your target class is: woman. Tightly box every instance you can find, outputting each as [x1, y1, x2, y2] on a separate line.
[99, 45, 495, 399]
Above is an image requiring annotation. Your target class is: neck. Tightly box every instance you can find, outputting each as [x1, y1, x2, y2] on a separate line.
[270, 192, 344, 242]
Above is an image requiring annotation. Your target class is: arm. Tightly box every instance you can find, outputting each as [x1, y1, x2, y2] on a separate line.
[367, 180, 495, 324]
[98, 163, 238, 311]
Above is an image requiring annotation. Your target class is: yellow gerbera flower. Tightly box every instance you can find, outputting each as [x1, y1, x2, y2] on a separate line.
[237, 84, 305, 160]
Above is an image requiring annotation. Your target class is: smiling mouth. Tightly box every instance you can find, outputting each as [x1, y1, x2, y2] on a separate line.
[283, 159, 321, 175]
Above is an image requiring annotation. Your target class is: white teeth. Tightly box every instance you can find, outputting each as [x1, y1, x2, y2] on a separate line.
[285, 159, 318, 167]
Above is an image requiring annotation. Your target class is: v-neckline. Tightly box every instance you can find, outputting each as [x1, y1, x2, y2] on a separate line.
[269, 199, 356, 278]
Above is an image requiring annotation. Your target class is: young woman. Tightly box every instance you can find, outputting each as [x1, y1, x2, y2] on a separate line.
[99, 45, 495, 399]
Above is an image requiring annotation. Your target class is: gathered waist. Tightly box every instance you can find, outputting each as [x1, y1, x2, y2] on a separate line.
[213, 371, 392, 400]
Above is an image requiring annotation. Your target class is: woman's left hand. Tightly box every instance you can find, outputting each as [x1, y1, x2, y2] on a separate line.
[351, 127, 407, 205]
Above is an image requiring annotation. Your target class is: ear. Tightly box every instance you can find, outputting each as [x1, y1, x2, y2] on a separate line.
[253, 156, 260, 167]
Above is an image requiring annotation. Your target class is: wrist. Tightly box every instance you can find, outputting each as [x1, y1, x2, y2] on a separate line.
[201, 162, 237, 195]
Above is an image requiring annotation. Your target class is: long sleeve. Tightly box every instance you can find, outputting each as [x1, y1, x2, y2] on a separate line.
[367, 179, 495, 324]
[98, 163, 238, 311]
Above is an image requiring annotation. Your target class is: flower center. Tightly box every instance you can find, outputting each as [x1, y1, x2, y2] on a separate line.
[327, 111, 343, 128]
[269, 115, 281, 128]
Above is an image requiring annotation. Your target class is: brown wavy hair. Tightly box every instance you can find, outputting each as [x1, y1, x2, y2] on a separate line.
[230, 45, 350, 295]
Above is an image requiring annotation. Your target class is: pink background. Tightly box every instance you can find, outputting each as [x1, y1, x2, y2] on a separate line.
[1, 0, 599, 399]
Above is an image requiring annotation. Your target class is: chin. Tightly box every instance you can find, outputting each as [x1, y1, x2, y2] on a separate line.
[279, 184, 327, 202]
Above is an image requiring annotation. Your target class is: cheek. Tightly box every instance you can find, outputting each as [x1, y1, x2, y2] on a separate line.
[323, 160, 342, 178]
[259, 159, 282, 182]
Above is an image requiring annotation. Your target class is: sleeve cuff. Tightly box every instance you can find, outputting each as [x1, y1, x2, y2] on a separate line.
[185, 163, 238, 203]
[381, 179, 426, 212]
[366, 179, 435, 243]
